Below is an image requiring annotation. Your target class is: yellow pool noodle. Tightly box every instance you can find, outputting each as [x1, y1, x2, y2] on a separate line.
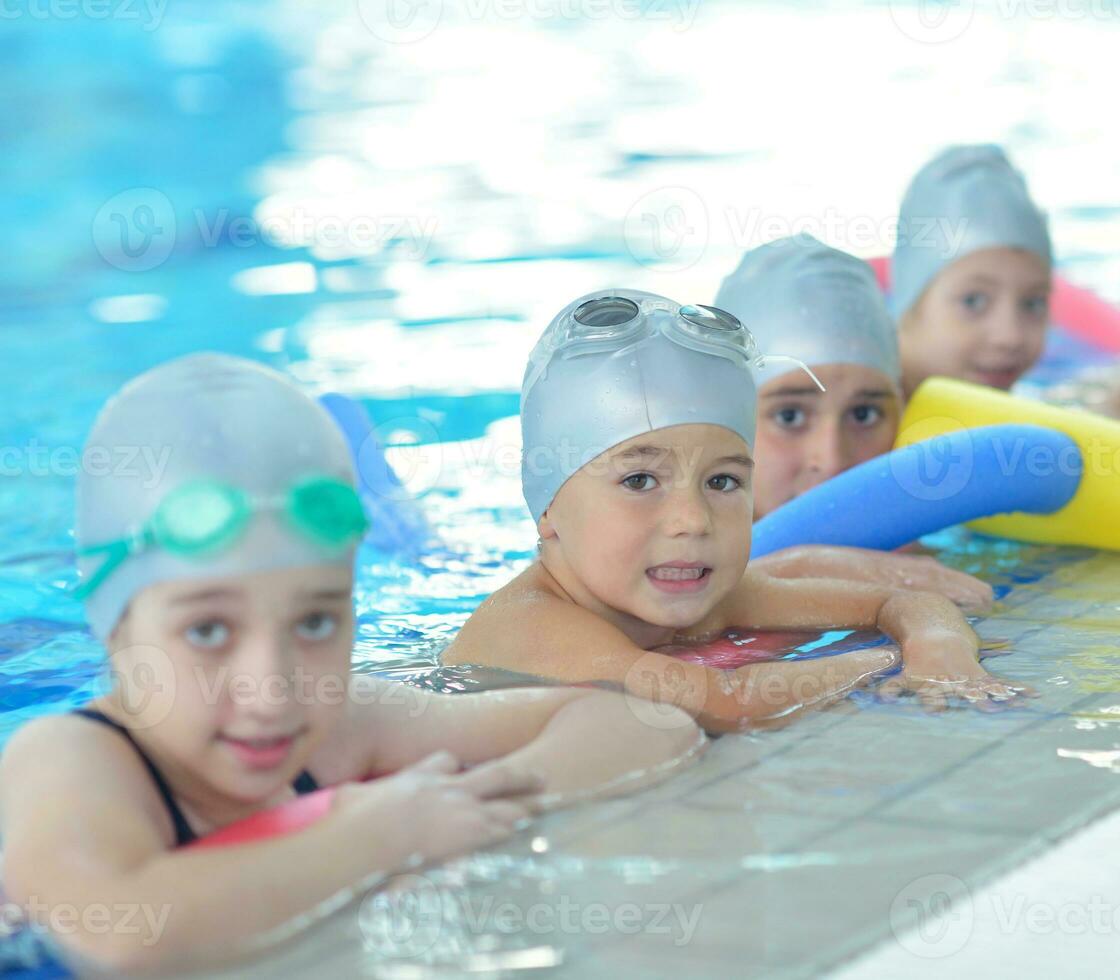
[896, 377, 1120, 550]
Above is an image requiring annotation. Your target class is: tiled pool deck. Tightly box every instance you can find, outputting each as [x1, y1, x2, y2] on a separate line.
[154, 547, 1120, 979]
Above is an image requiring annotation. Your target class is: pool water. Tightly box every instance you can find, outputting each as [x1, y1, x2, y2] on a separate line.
[3, 0, 1120, 975]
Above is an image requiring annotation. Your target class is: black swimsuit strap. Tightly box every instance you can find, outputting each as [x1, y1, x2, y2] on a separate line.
[292, 768, 319, 794]
[72, 708, 198, 846]
[72, 708, 321, 846]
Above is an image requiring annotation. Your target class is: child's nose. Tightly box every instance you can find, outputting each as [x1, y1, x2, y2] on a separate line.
[806, 423, 848, 482]
[230, 637, 298, 715]
[988, 300, 1030, 351]
[663, 488, 712, 536]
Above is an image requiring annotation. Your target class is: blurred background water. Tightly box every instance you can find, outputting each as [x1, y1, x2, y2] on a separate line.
[1, 0, 1119, 737]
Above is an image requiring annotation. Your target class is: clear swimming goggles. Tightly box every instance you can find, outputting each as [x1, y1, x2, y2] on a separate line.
[75, 476, 369, 600]
[524, 291, 825, 395]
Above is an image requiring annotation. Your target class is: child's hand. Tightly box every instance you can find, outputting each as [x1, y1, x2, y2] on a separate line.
[876, 553, 994, 613]
[755, 546, 993, 613]
[880, 631, 1036, 710]
[333, 751, 541, 867]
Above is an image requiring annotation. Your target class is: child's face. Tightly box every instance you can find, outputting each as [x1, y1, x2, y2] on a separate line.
[899, 246, 1051, 396]
[540, 424, 753, 631]
[752, 364, 901, 520]
[109, 563, 354, 803]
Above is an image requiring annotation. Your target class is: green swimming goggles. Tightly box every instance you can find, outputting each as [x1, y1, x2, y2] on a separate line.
[75, 476, 369, 600]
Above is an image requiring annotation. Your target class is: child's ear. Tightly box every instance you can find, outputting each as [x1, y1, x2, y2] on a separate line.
[537, 509, 558, 540]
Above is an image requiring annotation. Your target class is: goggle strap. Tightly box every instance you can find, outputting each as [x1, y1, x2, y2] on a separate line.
[755, 354, 827, 393]
[72, 539, 132, 601]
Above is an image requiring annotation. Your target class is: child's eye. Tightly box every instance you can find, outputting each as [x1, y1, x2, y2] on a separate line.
[296, 612, 338, 642]
[849, 404, 884, 427]
[621, 473, 658, 491]
[185, 620, 231, 650]
[707, 474, 742, 492]
[960, 291, 990, 315]
[1022, 294, 1049, 318]
[771, 407, 807, 430]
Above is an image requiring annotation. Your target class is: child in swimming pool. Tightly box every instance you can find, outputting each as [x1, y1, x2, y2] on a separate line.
[891, 144, 1052, 398]
[714, 234, 993, 609]
[0, 354, 703, 974]
[442, 290, 1033, 733]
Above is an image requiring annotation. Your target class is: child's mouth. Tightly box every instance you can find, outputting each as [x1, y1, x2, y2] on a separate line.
[971, 366, 1020, 389]
[220, 730, 304, 770]
[646, 563, 712, 594]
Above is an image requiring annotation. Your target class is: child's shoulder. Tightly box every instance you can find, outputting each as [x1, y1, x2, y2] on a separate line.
[2, 710, 133, 792]
[4, 710, 101, 766]
[1, 708, 167, 825]
[444, 562, 629, 669]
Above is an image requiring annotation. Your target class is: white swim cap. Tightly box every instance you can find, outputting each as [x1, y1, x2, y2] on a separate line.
[76, 354, 361, 642]
[715, 234, 900, 385]
[891, 144, 1052, 319]
[520, 290, 762, 524]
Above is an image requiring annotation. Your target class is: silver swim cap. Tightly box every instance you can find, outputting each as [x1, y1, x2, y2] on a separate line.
[76, 353, 360, 642]
[714, 234, 900, 385]
[520, 289, 819, 524]
[891, 144, 1052, 318]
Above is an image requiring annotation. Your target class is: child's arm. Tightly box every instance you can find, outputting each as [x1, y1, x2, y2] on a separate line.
[722, 570, 1033, 709]
[0, 717, 535, 974]
[753, 545, 994, 612]
[322, 678, 706, 808]
[444, 598, 901, 735]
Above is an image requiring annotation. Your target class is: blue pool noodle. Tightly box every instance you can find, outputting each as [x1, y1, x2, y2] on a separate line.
[751, 424, 1082, 558]
[319, 393, 434, 555]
